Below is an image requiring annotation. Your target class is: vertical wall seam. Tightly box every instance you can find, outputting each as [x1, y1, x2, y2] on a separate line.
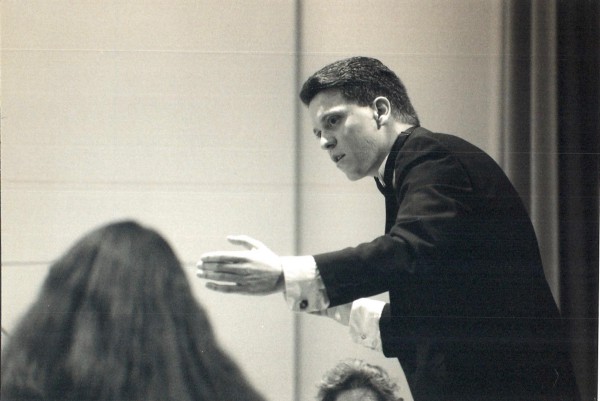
[292, 1, 303, 401]
[530, 0, 560, 305]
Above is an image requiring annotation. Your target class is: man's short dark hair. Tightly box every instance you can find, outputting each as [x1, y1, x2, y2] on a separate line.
[316, 359, 404, 401]
[299, 56, 420, 126]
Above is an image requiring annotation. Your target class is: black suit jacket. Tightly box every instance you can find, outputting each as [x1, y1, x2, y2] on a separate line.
[314, 128, 579, 401]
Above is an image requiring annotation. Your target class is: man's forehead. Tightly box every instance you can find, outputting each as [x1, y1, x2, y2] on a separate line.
[308, 90, 352, 118]
[309, 89, 347, 109]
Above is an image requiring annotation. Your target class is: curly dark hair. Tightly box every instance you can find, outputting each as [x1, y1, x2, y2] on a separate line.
[299, 56, 419, 126]
[1, 220, 265, 401]
[316, 359, 404, 401]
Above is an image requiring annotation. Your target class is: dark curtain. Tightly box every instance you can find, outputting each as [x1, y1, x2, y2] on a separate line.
[556, 1, 599, 399]
[500, 1, 598, 399]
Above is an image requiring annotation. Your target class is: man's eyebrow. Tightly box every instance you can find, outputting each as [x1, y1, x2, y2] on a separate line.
[319, 108, 344, 123]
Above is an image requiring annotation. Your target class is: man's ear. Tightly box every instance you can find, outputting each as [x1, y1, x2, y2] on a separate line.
[372, 96, 392, 127]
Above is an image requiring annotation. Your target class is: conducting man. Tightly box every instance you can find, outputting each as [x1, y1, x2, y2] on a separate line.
[198, 57, 580, 401]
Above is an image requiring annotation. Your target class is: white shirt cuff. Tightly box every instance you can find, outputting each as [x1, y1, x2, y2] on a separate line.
[349, 298, 385, 351]
[281, 256, 330, 312]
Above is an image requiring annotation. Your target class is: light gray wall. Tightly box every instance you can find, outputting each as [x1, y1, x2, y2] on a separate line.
[296, 2, 501, 400]
[1, 1, 297, 399]
[1, 2, 501, 401]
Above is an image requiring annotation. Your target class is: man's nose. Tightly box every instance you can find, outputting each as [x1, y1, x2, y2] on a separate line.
[320, 135, 337, 150]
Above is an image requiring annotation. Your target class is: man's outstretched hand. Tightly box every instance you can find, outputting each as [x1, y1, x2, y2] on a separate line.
[197, 235, 284, 295]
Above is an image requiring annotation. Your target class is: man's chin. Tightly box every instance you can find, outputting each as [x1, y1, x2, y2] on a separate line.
[343, 171, 365, 181]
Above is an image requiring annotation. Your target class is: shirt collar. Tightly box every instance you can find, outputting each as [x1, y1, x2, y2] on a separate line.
[376, 154, 389, 187]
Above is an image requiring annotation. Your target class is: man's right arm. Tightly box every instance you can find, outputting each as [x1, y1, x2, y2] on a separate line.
[198, 239, 388, 353]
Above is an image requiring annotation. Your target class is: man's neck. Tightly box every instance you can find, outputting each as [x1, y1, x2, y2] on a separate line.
[396, 122, 415, 136]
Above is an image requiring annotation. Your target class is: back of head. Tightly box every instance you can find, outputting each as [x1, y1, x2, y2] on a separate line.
[1, 220, 264, 401]
[299, 56, 419, 126]
[317, 359, 403, 401]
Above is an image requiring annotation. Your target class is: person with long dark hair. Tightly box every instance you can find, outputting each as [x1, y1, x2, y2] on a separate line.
[1, 220, 265, 401]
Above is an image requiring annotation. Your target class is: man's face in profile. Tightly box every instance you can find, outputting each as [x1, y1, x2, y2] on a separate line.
[308, 89, 387, 181]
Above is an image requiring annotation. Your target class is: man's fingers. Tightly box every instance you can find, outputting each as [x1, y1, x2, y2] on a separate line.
[197, 269, 248, 283]
[226, 235, 266, 251]
[199, 252, 250, 264]
[205, 282, 266, 295]
[206, 282, 247, 293]
[198, 261, 258, 275]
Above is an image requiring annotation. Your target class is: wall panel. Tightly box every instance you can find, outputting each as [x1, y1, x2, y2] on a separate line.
[1, 1, 297, 400]
[297, 1, 502, 400]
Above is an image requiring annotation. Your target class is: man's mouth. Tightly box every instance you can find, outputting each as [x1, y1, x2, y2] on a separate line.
[332, 154, 345, 164]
